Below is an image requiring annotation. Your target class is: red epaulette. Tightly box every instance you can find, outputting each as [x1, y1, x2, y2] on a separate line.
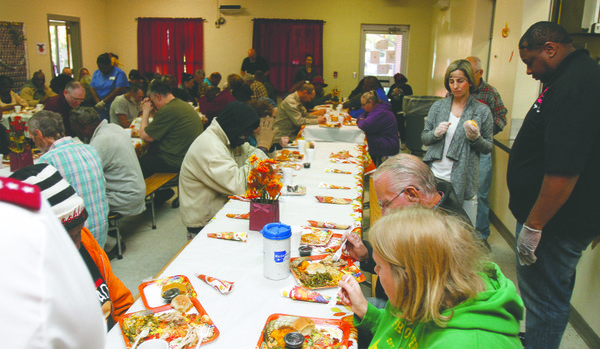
[0, 177, 42, 211]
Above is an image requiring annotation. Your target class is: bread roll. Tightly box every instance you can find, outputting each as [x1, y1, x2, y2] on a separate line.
[171, 295, 193, 313]
[465, 119, 478, 128]
[293, 317, 315, 336]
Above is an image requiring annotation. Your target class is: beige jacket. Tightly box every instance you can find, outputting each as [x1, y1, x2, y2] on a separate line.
[0, 91, 28, 109]
[274, 92, 319, 141]
[179, 119, 268, 228]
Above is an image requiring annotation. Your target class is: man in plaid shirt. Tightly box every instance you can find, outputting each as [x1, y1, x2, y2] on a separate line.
[467, 56, 507, 247]
[29, 111, 109, 248]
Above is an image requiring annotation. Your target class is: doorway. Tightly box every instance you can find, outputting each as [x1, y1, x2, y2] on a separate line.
[359, 24, 409, 92]
[47, 15, 82, 78]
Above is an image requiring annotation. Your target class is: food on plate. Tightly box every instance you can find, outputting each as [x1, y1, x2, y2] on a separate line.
[465, 119, 478, 128]
[162, 282, 187, 296]
[290, 255, 364, 289]
[260, 315, 346, 349]
[307, 142, 315, 149]
[290, 255, 360, 289]
[319, 122, 342, 128]
[293, 317, 316, 336]
[171, 295, 193, 313]
[343, 119, 357, 126]
[275, 149, 304, 162]
[300, 227, 332, 246]
[276, 162, 302, 171]
[122, 307, 217, 349]
[315, 196, 352, 205]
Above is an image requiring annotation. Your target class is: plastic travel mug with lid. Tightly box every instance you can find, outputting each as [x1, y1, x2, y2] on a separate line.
[260, 222, 291, 280]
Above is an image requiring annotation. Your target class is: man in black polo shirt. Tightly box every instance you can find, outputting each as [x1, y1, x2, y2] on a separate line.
[507, 21, 600, 349]
[241, 49, 270, 78]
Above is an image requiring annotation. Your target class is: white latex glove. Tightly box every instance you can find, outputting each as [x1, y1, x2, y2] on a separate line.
[464, 121, 480, 141]
[517, 225, 542, 265]
[95, 100, 106, 110]
[434, 121, 451, 138]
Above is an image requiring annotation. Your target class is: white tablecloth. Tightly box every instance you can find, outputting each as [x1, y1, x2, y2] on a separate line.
[1, 109, 35, 130]
[105, 141, 365, 348]
[302, 124, 365, 144]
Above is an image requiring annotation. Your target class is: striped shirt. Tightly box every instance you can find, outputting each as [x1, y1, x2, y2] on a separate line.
[40, 137, 109, 248]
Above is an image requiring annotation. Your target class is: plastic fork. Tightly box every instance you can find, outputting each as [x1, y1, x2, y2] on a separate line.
[331, 238, 347, 263]
[195, 325, 211, 348]
[131, 327, 150, 349]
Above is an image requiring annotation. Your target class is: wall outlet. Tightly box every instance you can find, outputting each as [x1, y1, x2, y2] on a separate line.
[353, 72, 357, 78]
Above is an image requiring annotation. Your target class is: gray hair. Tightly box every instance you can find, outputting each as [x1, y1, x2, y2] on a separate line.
[373, 154, 438, 195]
[28, 110, 65, 139]
[466, 56, 482, 71]
[64, 81, 83, 93]
[361, 90, 381, 105]
[70, 107, 100, 128]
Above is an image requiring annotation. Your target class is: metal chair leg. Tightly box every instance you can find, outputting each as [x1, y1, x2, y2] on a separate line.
[151, 193, 156, 229]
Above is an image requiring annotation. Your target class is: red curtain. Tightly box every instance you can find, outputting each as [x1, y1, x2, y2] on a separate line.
[137, 18, 204, 82]
[252, 19, 324, 93]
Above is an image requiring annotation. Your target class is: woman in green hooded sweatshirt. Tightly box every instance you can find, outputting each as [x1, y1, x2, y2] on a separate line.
[338, 206, 524, 348]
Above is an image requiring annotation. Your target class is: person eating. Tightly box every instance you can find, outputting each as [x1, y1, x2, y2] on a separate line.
[338, 206, 524, 348]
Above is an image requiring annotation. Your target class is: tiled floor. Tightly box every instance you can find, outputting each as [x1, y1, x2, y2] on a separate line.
[108, 191, 590, 348]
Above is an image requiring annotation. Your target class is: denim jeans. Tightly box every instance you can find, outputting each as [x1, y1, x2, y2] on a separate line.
[516, 222, 594, 349]
[462, 194, 478, 227]
[476, 152, 492, 240]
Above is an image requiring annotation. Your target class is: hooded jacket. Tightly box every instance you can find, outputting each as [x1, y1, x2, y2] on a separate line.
[356, 262, 524, 348]
[179, 102, 266, 228]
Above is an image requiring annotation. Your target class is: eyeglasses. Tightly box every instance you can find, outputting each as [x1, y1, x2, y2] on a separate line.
[68, 93, 85, 102]
[378, 187, 408, 211]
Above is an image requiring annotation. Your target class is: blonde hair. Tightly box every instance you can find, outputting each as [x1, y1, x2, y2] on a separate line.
[443, 59, 475, 94]
[370, 206, 485, 326]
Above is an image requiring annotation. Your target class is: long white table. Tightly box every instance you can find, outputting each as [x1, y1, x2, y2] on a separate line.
[302, 124, 364, 144]
[105, 141, 366, 348]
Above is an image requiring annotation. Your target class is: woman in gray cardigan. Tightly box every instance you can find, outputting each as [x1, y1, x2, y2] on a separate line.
[421, 59, 493, 224]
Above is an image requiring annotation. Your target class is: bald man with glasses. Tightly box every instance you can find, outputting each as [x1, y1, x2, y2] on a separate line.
[44, 81, 86, 136]
[343, 154, 471, 303]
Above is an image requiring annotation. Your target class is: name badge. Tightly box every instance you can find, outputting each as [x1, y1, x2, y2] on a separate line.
[109, 76, 115, 80]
